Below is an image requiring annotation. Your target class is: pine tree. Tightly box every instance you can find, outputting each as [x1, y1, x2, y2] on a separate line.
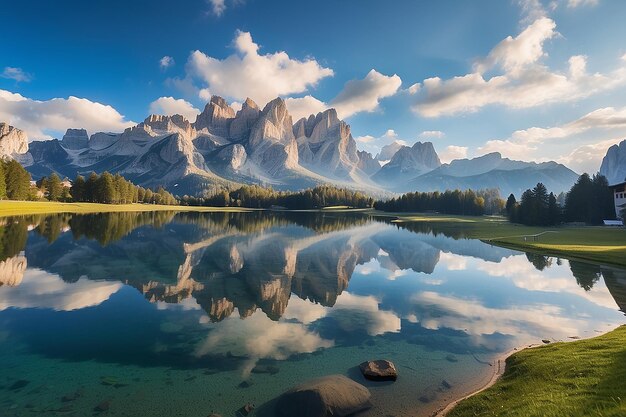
[85, 172, 98, 202]
[44, 173, 63, 201]
[547, 192, 559, 225]
[5, 159, 31, 200]
[0, 161, 7, 200]
[71, 175, 86, 202]
[96, 172, 116, 203]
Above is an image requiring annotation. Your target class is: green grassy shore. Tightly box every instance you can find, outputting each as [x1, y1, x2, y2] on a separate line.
[447, 325, 626, 417]
[0, 200, 255, 217]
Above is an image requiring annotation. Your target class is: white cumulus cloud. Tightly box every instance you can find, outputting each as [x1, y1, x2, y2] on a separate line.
[411, 18, 626, 117]
[477, 106, 626, 173]
[185, 30, 333, 107]
[329, 69, 401, 118]
[149, 96, 200, 121]
[286, 70, 401, 120]
[284, 95, 327, 121]
[0, 89, 135, 140]
[439, 145, 468, 163]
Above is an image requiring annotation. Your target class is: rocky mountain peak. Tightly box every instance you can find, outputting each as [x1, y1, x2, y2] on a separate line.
[61, 128, 89, 150]
[295, 107, 361, 178]
[194, 96, 236, 137]
[261, 97, 291, 124]
[376, 141, 404, 162]
[242, 97, 259, 110]
[141, 114, 195, 138]
[371, 141, 441, 185]
[600, 139, 626, 184]
[230, 98, 261, 141]
[248, 97, 298, 174]
[357, 150, 380, 175]
[0, 122, 29, 157]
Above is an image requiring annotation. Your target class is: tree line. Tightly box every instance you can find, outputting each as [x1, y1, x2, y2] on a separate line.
[68, 172, 177, 205]
[0, 157, 177, 205]
[505, 173, 616, 226]
[373, 188, 505, 215]
[0, 159, 34, 200]
[180, 184, 374, 209]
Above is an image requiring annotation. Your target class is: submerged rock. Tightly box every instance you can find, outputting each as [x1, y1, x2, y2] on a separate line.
[94, 400, 110, 412]
[445, 354, 459, 363]
[238, 380, 253, 389]
[359, 360, 398, 381]
[275, 375, 371, 417]
[8, 380, 30, 390]
[251, 364, 280, 375]
[237, 403, 254, 416]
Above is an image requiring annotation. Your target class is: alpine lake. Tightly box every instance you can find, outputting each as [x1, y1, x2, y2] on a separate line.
[0, 211, 624, 417]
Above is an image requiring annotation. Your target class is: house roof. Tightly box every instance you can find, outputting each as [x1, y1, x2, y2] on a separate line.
[609, 181, 626, 190]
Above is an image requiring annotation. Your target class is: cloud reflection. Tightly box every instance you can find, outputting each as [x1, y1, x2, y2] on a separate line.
[0, 268, 122, 311]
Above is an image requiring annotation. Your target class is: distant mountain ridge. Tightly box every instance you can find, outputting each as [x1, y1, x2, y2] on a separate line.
[0, 97, 582, 197]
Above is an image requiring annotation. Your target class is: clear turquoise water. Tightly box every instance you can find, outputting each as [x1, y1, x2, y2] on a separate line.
[0, 212, 624, 416]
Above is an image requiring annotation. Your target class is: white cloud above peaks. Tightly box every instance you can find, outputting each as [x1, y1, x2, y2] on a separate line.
[411, 18, 626, 117]
[148, 97, 200, 121]
[475, 17, 557, 75]
[0, 89, 134, 140]
[285, 70, 402, 120]
[186, 30, 334, 107]
[476, 106, 626, 173]
[329, 69, 402, 118]
[439, 145, 468, 163]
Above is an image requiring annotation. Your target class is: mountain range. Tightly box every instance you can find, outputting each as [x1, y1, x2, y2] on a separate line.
[0, 96, 586, 197]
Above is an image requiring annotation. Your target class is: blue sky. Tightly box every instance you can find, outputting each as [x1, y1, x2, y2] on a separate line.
[2, 0, 626, 173]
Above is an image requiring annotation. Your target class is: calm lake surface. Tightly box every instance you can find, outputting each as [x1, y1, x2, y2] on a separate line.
[0, 211, 625, 417]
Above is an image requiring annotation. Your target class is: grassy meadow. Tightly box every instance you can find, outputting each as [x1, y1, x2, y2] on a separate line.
[0, 200, 255, 217]
[448, 326, 626, 417]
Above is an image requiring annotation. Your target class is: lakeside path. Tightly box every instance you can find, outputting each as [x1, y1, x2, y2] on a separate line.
[375, 212, 626, 268]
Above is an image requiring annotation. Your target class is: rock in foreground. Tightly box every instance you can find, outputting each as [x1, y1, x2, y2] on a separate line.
[275, 375, 371, 417]
[359, 360, 398, 381]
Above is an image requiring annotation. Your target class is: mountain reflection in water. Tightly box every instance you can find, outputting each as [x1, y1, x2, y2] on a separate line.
[0, 211, 625, 417]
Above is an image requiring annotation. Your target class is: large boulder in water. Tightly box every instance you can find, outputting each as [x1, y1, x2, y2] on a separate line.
[359, 360, 398, 381]
[275, 375, 371, 417]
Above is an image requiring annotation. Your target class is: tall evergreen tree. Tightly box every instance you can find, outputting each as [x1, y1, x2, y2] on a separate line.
[44, 173, 63, 201]
[85, 172, 99, 202]
[0, 162, 7, 200]
[547, 192, 559, 225]
[5, 159, 31, 200]
[505, 193, 516, 215]
[96, 172, 116, 203]
[71, 175, 86, 202]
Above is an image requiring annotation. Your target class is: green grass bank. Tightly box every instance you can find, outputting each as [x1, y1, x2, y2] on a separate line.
[447, 325, 626, 417]
[0, 200, 255, 217]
